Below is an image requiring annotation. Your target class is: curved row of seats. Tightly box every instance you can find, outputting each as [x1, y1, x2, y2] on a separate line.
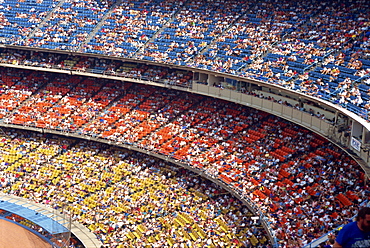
[0, 0, 368, 119]
[0, 129, 268, 247]
[0, 68, 368, 247]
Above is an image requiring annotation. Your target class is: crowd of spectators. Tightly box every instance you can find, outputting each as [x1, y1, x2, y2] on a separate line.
[136, 0, 245, 65]
[0, 0, 369, 246]
[0, 68, 368, 247]
[0, 48, 194, 88]
[0, 0, 58, 44]
[1, 46, 368, 121]
[0, 0, 369, 120]
[190, 0, 318, 74]
[0, 129, 269, 247]
[83, 0, 184, 57]
[235, 0, 370, 102]
[24, 0, 111, 51]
